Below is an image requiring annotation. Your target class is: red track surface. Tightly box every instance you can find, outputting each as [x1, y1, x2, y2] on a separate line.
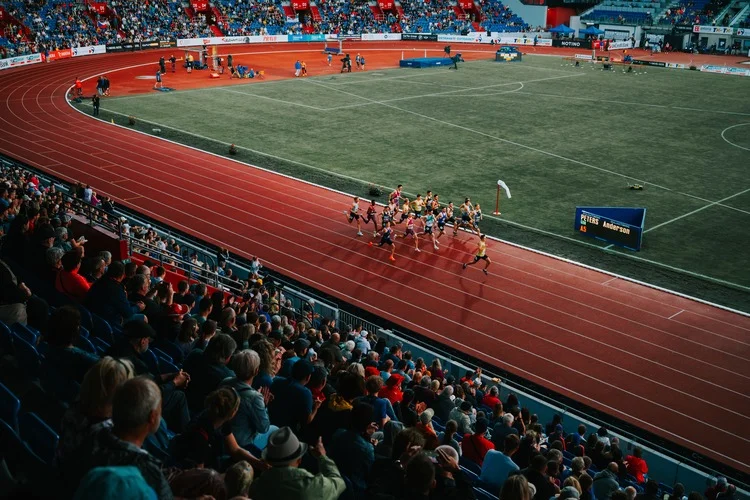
[1, 45, 749, 473]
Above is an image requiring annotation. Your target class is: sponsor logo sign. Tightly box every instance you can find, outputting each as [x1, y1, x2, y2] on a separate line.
[693, 25, 734, 34]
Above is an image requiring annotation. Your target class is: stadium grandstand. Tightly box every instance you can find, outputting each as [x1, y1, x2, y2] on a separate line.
[0, 0, 749, 499]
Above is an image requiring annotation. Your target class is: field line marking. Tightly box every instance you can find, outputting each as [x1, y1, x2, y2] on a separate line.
[73, 103, 750, 294]
[669, 310, 685, 320]
[217, 87, 328, 110]
[305, 77, 679, 188]
[721, 123, 750, 152]
[644, 187, 750, 234]
[513, 91, 750, 117]
[308, 78, 750, 216]
[323, 72, 584, 110]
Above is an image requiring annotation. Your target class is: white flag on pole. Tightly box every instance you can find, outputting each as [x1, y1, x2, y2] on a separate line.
[497, 180, 511, 199]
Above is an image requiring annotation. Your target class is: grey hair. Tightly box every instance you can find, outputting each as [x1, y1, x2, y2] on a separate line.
[98, 250, 112, 264]
[46, 246, 65, 266]
[127, 273, 149, 293]
[205, 333, 237, 363]
[347, 363, 365, 377]
[112, 377, 161, 432]
[344, 340, 355, 352]
[548, 449, 563, 464]
[503, 413, 514, 425]
[442, 385, 454, 397]
[231, 349, 261, 380]
[282, 325, 294, 336]
[136, 265, 150, 275]
[571, 457, 585, 473]
[55, 227, 68, 239]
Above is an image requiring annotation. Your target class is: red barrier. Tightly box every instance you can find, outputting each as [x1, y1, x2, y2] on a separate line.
[43, 48, 73, 62]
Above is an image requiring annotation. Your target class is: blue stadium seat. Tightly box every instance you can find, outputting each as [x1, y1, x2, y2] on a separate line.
[40, 360, 81, 404]
[159, 357, 179, 375]
[0, 320, 14, 355]
[460, 456, 482, 476]
[142, 348, 161, 377]
[91, 313, 115, 344]
[0, 382, 21, 432]
[12, 322, 38, 345]
[75, 303, 94, 331]
[13, 334, 41, 379]
[460, 465, 480, 484]
[474, 486, 499, 500]
[151, 346, 173, 364]
[19, 412, 59, 465]
[0, 418, 47, 483]
[75, 335, 97, 355]
[79, 326, 90, 339]
[91, 336, 111, 355]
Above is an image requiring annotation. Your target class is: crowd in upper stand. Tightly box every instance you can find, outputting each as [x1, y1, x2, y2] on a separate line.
[0, 0, 531, 58]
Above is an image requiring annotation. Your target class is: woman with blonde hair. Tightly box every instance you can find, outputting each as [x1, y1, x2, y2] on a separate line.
[347, 362, 365, 378]
[250, 339, 278, 390]
[501, 474, 533, 500]
[58, 357, 134, 472]
[563, 476, 583, 494]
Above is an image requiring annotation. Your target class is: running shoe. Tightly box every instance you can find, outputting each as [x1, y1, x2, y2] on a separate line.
[357, 232, 363, 236]
[368, 242, 373, 247]
[462, 263, 467, 270]
[389, 256, 396, 262]
[483, 269, 488, 275]
[415, 248, 421, 253]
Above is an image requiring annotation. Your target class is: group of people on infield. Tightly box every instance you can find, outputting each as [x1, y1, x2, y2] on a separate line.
[345, 185, 492, 273]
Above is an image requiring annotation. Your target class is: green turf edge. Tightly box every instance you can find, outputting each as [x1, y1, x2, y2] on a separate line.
[79, 104, 750, 314]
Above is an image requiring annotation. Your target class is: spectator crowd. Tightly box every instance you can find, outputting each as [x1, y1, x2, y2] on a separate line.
[0, 158, 740, 499]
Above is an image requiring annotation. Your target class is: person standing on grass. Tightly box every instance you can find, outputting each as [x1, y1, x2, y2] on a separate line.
[153, 69, 163, 90]
[463, 233, 491, 275]
[92, 94, 100, 116]
[360, 199, 379, 237]
[344, 196, 364, 236]
[371, 220, 396, 262]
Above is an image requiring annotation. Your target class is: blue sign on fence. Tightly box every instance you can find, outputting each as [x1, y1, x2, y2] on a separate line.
[288, 34, 326, 42]
[574, 206, 646, 251]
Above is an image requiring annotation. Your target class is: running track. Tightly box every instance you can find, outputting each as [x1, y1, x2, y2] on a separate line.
[1, 47, 749, 475]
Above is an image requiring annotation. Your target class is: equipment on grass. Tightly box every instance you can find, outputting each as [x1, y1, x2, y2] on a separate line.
[324, 39, 343, 55]
[493, 180, 511, 215]
[495, 46, 522, 62]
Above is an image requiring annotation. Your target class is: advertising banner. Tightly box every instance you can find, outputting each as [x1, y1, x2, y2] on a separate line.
[700, 65, 750, 76]
[288, 34, 326, 42]
[693, 25, 734, 34]
[361, 33, 402, 41]
[43, 48, 73, 62]
[498, 36, 552, 46]
[438, 34, 485, 43]
[632, 59, 666, 67]
[177, 35, 288, 47]
[608, 40, 634, 50]
[72, 45, 107, 57]
[402, 33, 438, 41]
[0, 53, 43, 71]
[553, 39, 592, 49]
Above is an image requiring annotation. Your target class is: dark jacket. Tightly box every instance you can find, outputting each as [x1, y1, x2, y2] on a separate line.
[86, 277, 136, 325]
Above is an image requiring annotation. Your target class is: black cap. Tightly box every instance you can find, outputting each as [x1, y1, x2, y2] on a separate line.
[123, 320, 156, 339]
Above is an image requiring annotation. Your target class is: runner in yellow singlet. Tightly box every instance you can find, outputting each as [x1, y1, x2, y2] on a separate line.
[462, 233, 491, 275]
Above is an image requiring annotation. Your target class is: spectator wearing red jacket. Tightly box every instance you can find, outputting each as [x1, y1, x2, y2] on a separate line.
[378, 373, 404, 404]
[482, 385, 501, 409]
[625, 447, 649, 483]
[461, 417, 494, 466]
[56, 249, 90, 303]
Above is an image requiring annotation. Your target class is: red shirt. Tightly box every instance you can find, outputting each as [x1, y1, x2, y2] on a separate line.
[625, 455, 648, 483]
[56, 269, 91, 302]
[482, 394, 501, 408]
[461, 433, 494, 466]
[378, 384, 403, 404]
